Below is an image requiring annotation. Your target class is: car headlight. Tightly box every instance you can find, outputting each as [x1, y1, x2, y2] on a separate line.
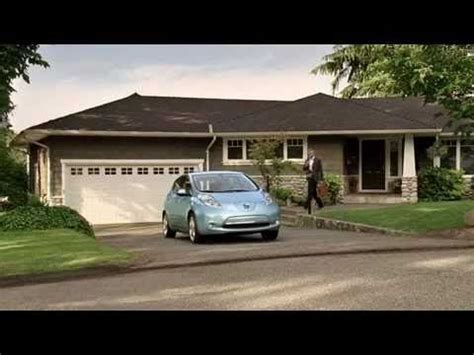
[197, 194, 221, 208]
[263, 192, 273, 205]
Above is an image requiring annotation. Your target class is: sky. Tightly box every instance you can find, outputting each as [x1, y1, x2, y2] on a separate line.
[10, 45, 341, 132]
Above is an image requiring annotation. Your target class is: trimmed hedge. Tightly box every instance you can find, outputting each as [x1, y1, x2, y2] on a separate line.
[418, 167, 465, 201]
[0, 206, 94, 237]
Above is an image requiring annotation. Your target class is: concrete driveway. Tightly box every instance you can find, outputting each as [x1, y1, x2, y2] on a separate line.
[95, 224, 474, 270]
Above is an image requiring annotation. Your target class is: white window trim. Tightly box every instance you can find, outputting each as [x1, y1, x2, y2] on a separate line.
[437, 138, 474, 177]
[222, 137, 307, 165]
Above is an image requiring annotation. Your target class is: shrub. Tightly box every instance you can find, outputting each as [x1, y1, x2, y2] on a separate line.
[0, 206, 95, 237]
[322, 174, 343, 205]
[418, 167, 465, 201]
[271, 187, 293, 203]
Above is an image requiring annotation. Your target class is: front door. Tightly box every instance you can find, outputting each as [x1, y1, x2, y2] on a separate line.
[361, 140, 386, 190]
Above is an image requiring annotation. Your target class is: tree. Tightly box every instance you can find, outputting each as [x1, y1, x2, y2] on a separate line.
[0, 45, 49, 127]
[0, 127, 28, 208]
[247, 137, 295, 192]
[313, 45, 474, 134]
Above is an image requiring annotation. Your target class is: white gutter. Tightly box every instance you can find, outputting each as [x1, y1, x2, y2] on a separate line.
[205, 124, 217, 171]
[28, 140, 51, 204]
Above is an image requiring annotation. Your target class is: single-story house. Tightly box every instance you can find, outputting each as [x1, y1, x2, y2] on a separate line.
[14, 92, 471, 225]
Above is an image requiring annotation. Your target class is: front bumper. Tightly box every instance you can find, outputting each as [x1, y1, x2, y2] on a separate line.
[192, 203, 280, 235]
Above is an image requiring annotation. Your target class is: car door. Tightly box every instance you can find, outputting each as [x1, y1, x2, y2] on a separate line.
[173, 175, 193, 230]
[166, 176, 184, 227]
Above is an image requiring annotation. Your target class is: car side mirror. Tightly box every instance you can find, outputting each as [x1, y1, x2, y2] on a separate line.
[176, 188, 190, 196]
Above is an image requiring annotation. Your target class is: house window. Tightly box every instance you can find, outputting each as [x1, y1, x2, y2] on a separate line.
[169, 167, 180, 175]
[88, 167, 100, 175]
[104, 167, 117, 175]
[121, 167, 133, 175]
[153, 167, 164, 175]
[461, 140, 474, 174]
[389, 140, 400, 177]
[287, 138, 304, 159]
[440, 140, 457, 170]
[225, 137, 306, 163]
[137, 167, 149, 175]
[70, 167, 83, 176]
[184, 167, 195, 173]
[227, 139, 243, 160]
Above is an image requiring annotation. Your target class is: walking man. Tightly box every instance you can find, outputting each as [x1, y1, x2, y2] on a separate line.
[303, 149, 324, 213]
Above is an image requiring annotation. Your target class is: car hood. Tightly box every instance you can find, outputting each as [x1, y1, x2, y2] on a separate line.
[203, 190, 267, 204]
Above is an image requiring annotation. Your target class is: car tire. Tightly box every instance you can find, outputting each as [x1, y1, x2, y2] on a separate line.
[261, 229, 279, 241]
[162, 213, 176, 238]
[188, 213, 204, 244]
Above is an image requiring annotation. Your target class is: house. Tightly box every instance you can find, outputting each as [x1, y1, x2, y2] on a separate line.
[14, 92, 468, 225]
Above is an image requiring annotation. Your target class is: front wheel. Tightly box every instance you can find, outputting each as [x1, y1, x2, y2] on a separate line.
[261, 229, 279, 241]
[188, 214, 204, 244]
[162, 213, 176, 238]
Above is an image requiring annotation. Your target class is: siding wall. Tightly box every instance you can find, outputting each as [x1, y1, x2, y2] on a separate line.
[42, 136, 211, 197]
[38, 135, 345, 198]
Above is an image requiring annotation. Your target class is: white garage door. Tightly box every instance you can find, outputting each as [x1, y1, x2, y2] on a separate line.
[63, 160, 202, 225]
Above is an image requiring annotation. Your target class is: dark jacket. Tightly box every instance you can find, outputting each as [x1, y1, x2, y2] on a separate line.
[303, 156, 324, 182]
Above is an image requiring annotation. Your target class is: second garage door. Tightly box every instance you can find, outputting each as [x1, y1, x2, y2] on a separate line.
[63, 160, 202, 225]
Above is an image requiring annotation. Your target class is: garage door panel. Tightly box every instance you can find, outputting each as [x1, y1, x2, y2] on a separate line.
[64, 163, 198, 225]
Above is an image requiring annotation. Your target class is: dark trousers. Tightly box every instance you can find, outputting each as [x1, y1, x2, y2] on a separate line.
[307, 177, 324, 213]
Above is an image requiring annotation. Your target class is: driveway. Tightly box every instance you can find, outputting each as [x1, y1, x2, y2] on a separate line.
[95, 224, 474, 270]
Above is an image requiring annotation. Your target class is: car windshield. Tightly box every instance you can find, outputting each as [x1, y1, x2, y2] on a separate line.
[192, 173, 259, 193]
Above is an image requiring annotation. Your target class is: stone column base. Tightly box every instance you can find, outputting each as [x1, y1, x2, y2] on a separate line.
[401, 176, 418, 203]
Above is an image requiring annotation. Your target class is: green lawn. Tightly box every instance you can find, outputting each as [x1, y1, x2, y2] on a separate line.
[0, 229, 131, 278]
[318, 200, 474, 233]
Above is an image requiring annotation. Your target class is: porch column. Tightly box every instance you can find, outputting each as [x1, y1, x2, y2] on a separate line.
[401, 134, 418, 203]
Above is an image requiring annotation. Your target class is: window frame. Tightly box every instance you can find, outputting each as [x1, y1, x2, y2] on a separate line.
[437, 137, 474, 177]
[223, 137, 307, 165]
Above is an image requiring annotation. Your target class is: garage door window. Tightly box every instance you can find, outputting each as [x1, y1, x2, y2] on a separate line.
[88, 167, 100, 175]
[121, 167, 133, 175]
[70, 167, 83, 175]
[137, 167, 149, 175]
[105, 167, 117, 175]
[184, 167, 195, 173]
[169, 167, 180, 175]
[153, 167, 164, 175]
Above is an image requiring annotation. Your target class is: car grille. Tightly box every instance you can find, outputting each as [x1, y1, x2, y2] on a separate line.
[223, 215, 271, 229]
[224, 222, 270, 229]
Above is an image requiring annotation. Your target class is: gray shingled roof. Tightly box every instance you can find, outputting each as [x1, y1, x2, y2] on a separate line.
[25, 92, 447, 134]
[29, 93, 287, 132]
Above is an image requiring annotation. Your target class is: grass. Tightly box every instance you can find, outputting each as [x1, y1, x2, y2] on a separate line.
[0, 229, 131, 278]
[318, 200, 474, 233]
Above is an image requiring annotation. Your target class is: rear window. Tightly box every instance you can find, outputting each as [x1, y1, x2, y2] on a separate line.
[192, 173, 259, 193]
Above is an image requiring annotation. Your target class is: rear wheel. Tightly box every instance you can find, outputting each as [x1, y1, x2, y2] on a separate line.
[162, 213, 176, 238]
[188, 214, 204, 244]
[261, 229, 279, 241]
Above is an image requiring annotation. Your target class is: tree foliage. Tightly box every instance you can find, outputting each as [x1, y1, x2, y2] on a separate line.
[0, 128, 27, 208]
[247, 137, 295, 191]
[0, 45, 49, 127]
[313, 45, 474, 133]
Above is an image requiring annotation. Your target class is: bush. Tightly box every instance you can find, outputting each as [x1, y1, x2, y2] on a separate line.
[0, 206, 95, 237]
[271, 187, 293, 203]
[418, 167, 465, 201]
[322, 174, 343, 205]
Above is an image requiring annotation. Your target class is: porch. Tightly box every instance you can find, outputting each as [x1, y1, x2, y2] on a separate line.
[341, 133, 435, 203]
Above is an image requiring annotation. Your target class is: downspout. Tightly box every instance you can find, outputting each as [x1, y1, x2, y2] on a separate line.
[28, 140, 51, 204]
[206, 124, 217, 171]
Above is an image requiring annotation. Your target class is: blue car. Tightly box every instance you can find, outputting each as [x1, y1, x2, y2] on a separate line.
[162, 171, 280, 243]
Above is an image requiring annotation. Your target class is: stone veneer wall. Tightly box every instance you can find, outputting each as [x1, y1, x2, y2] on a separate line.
[463, 176, 473, 199]
[401, 177, 418, 203]
[250, 174, 345, 202]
